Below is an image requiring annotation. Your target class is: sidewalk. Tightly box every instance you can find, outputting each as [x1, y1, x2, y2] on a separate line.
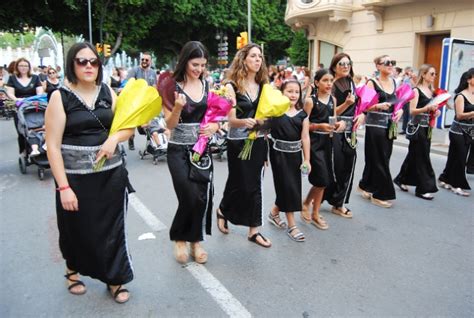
[357, 127, 449, 156]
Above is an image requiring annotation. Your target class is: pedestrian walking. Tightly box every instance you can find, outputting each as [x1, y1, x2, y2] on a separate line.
[163, 41, 216, 264]
[5, 57, 43, 154]
[394, 64, 440, 200]
[358, 55, 403, 208]
[217, 43, 272, 248]
[438, 68, 474, 196]
[267, 79, 310, 242]
[302, 69, 346, 230]
[126, 51, 156, 150]
[45, 42, 134, 303]
[323, 53, 364, 218]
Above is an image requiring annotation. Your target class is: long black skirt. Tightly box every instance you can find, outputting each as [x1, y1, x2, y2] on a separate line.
[56, 165, 134, 286]
[323, 132, 357, 207]
[439, 132, 471, 190]
[394, 127, 438, 194]
[269, 142, 302, 212]
[219, 138, 266, 227]
[359, 126, 396, 200]
[308, 133, 334, 187]
[167, 144, 213, 242]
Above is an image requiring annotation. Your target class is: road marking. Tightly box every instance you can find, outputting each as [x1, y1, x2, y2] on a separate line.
[128, 193, 167, 231]
[129, 193, 252, 318]
[185, 263, 252, 318]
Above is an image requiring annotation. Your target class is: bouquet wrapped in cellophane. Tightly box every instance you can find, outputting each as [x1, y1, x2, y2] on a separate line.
[191, 87, 233, 162]
[388, 83, 415, 140]
[94, 78, 162, 170]
[352, 85, 379, 146]
[427, 88, 451, 139]
[238, 84, 290, 160]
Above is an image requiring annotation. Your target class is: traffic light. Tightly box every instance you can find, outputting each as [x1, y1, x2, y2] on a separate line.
[95, 43, 103, 54]
[236, 32, 248, 50]
[103, 44, 111, 57]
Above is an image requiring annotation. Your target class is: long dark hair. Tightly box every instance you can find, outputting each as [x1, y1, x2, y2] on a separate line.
[280, 79, 304, 110]
[65, 42, 103, 85]
[173, 41, 209, 83]
[455, 68, 474, 94]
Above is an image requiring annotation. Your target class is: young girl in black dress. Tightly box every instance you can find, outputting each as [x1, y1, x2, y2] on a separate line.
[394, 64, 440, 200]
[439, 68, 474, 196]
[267, 79, 310, 242]
[302, 69, 346, 230]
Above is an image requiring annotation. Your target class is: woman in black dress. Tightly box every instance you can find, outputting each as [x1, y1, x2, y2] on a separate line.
[302, 69, 345, 230]
[46, 42, 134, 303]
[394, 64, 440, 200]
[163, 41, 218, 264]
[323, 53, 363, 218]
[5, 57, 43, 154]
[439, 68, 474, 196]
[268, 79, 310, 242]
[358, 55, 403, 208]
[45, 67, 61, 97]
[217, 43, 272, 248]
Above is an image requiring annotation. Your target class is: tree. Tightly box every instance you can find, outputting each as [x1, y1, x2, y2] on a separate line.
[286, 30, 309, 67]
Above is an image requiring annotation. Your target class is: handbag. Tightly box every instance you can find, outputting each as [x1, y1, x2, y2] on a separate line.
[188, 152, 212, 183]
[405, 122, 420, 141]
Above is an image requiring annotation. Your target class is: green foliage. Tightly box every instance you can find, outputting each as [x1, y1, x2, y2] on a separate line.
[286, 30, 309, 66]
[0, 32, 35, 48]
[1, 0, 299, 66]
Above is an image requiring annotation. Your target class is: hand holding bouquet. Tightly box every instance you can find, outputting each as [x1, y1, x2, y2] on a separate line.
[351, 85, 378, 146]
[238, 84, 290, 160]
[388, 84, 415, 140]
[427, 88, 451, 139]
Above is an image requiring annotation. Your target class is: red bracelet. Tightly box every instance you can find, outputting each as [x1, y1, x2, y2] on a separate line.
[56, 185, 71, 191]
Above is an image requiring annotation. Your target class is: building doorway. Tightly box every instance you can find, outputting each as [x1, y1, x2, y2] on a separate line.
[424, 33, 450, 89]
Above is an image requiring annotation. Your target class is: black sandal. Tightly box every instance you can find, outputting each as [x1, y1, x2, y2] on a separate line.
[247, 232, 271, 248]
[108, 285, 130, 304]
[216, 209, 229, 234]
[64, 271, 86, 295]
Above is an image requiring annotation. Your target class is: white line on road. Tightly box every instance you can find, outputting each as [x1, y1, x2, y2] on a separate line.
[185, 262, 252, 318]
[129, 193, 252, 317]
[128, 193, 167, 232]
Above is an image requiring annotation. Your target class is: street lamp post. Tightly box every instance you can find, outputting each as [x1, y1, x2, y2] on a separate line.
[88, 0, 93, 43]
[216, 31, 228, 69]
[247, 0, 252, 43]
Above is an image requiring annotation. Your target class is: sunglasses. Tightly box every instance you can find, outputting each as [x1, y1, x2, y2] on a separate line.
[141, 58, 150, 62]
[429, 72, 437, 76]
[378, 60, 396, 67]
[74, 57, 100, 67]
[48, 71, 56, 75]
[338, 61, 352, 67]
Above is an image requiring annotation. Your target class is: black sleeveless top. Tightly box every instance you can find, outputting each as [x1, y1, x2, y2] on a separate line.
[7, 75, 42, 98]
[60, 83, 113, 146]
[233, 82, 263, 119]
[309, 95, 334, 124]
[270, 110, 307, 141]
[333, 77, 357, 117]
[368, 78, 396, 113]
[176, 80, 208, 123]
[415, 87, 432, 110]
[455, 93, 474, 124]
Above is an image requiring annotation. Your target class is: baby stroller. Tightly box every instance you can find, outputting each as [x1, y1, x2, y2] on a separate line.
[209, 123, 228, 161]
[138, 116, 168, 165]
[16, 99, 49, 180]
[0, 89, 16, 120]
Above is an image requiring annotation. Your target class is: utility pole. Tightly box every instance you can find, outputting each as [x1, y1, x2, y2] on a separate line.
[247, 0, 251, 43]
[88, 0, 93, 43]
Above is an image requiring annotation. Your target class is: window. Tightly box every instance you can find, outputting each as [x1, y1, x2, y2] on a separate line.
[318, 41, 343, 68]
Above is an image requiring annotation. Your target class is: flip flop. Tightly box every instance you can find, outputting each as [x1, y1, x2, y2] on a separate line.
[247, 233, 271, 248]
[311, 217, 329, 230]
[216, 209, 229, 234]
[300, 203, 311, 223]
[331, 207, 353, 219]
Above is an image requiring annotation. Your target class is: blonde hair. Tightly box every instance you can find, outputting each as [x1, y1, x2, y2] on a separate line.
[374, 55, 389, 65]
[225, 43, 269, 94]
[415, 64, 435, 91]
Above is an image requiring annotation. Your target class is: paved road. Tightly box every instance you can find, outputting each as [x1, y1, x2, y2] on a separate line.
[0, 119, 472, 317]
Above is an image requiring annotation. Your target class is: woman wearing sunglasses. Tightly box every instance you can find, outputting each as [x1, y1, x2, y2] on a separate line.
[358, 55, 403, 208]
[45, 42, 134, 303]
[321, 53, 363, 218]
[394, 64, 440, 200]
[45, 67, 61, 97]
